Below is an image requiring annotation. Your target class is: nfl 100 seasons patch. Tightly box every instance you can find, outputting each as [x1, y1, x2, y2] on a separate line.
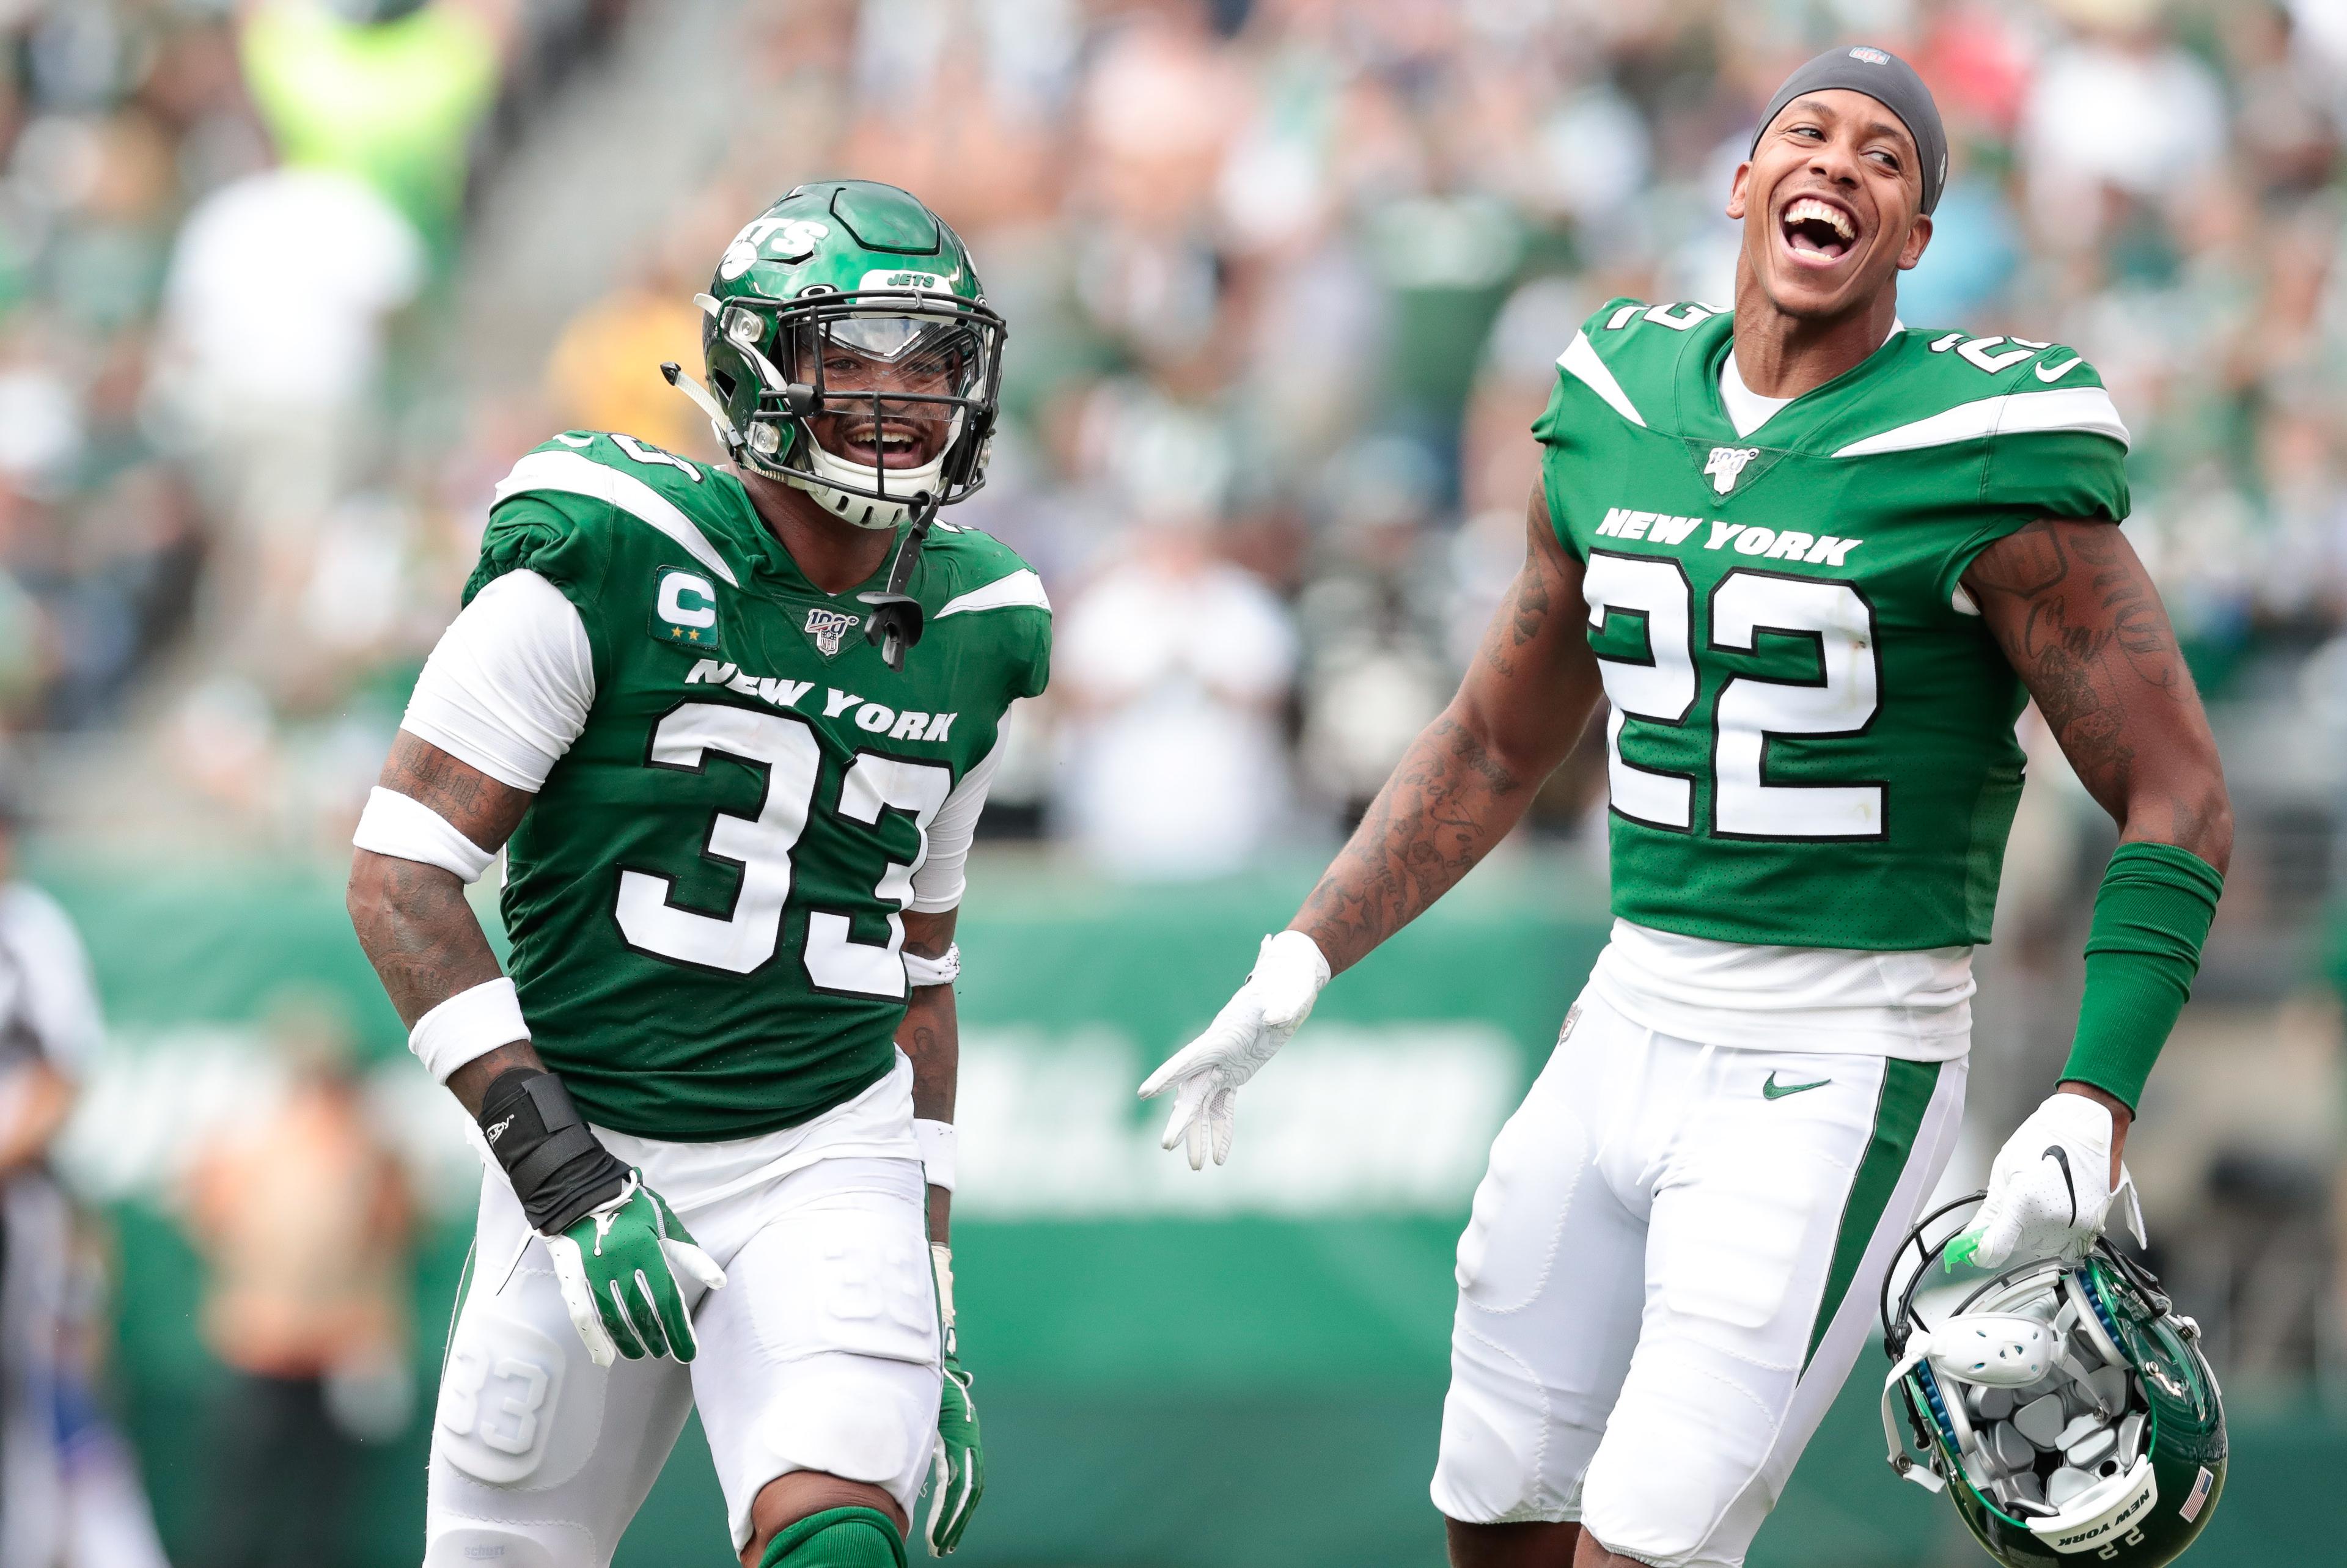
[1684, 438, 1790, 497]
[649, 566, 724, 654]
[803, 607, 861, 659]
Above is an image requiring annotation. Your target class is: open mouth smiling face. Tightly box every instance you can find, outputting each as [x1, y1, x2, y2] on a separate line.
[822, 409, 946, 470]
[1777, 191, 1864, 270]
[796, 315, 974, 474]
[1732, 89, 1927, 312]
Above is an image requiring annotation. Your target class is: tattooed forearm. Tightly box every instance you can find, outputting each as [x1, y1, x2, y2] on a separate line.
[897, 927, 958, 1238]
[1293, 714, 1532, 975]
[347, 736, 540, 1111]
[1479, 526, 1564, 680]
[1965, 518, 2232, 871]
[347, 850, 508, 1027]
[1292, 485, 1603, 974]
[902, 997, 958, 1123]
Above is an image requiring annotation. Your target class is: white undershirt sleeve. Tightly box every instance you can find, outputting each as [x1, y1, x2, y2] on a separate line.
[0, 886, 105, 1079]
[401, 570, 595, 791]
[909, 729, 1009, 913]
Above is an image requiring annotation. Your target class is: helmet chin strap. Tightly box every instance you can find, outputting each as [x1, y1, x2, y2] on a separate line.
[859, 489, 938, 672]
[661, 362, 746, 453]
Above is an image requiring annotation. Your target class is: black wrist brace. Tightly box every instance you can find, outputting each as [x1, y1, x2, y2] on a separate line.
[477, 1068, 628, 1235]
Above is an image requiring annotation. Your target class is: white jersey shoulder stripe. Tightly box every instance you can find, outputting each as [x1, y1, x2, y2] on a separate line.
[1557, 331, 1647, 429]
[1830, 386, 2129, 459]
[493, 449, 742, 587]
[935, 568, 1050, 619]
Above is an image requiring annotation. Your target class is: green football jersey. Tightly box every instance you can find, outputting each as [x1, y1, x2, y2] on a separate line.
[468, 431, 1050, 1140]
[1538, 299, 2131, 951]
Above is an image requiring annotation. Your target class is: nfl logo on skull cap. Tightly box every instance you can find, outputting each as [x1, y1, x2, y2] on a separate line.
[1849, 45, 1890, 64]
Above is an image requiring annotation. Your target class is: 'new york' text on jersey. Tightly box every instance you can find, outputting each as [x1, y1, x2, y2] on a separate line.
[1538, 300, 2129, 951]
[471, 432, 1050, 1140]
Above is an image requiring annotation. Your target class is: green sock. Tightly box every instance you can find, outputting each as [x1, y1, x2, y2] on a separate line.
[757, 1506, 906, 1568]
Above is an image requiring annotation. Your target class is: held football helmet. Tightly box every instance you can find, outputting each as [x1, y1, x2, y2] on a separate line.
[664, 180, 1005, 532]
[1881, 1193, 2226, 1567]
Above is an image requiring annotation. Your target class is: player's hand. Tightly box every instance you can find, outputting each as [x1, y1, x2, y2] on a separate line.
[924, 1244, 982, 1555]
[1139, 930, 1330, 1169]
[543, 1170, 725, 1367]
[925, 1348, 983, 1553]
[1948, 1093, 2144, 1271]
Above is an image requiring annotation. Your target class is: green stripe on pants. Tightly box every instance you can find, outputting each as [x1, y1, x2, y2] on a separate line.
[1802, 1057, 1941, 1371]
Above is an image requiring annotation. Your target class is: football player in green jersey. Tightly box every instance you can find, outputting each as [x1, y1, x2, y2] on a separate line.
[347, 182, 1048, 1568]
[1142, 46, 2230, 1568]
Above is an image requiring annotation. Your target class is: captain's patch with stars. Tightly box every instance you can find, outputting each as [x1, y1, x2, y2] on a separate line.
[649, 566, 724, 654]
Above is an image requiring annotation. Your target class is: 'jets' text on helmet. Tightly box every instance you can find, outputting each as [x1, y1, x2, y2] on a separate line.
[673, 180, 1006, 530]
[1880, 1193, 2225, 1567]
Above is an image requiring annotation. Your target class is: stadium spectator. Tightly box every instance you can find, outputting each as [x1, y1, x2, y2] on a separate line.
[180, 990, 414, 1568]
[0, 784, 161, 1568]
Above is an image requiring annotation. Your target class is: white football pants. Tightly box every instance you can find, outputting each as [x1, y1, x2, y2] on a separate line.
[1431, 990, 1966, 1568]
[424, 1154, 941, 1567]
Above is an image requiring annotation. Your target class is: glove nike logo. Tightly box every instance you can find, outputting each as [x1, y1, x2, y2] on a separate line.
[1761, 1072, 1831, 1100]
[2041, 1145, 2077, 1224]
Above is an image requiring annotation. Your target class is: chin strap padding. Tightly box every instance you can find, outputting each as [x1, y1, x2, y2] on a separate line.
[757, 1506, 906, 1568]
[861, 491, 939, 672]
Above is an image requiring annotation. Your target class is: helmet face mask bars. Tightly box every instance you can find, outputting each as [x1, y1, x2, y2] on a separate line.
[1879, 1192, 2226, 1567]
[661, 180, 1008, 668]
[707, 286, 1003, 530]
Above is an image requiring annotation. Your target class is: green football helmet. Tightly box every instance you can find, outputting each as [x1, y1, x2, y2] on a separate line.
[1881, 1193, 2226, 1567]
[664, 180, 1005, 531]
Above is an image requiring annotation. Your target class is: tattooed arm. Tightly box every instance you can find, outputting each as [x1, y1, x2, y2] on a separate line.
[1291, 483, 1606, 975]
[899, 906, 958, 1241]
[1963, 519, 2232, 871]
[346, 732, 541, 1115]
[1963, 518, 2234, 1156]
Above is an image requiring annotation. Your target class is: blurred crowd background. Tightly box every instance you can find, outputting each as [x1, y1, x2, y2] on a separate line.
[2, 0, 2346, 1563]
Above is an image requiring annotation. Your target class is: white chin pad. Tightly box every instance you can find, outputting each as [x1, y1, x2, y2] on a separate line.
[1928, 1313, 2057, 1387]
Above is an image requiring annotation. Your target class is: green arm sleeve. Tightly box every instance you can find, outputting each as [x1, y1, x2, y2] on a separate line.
[2060, 841, 2225, 1112]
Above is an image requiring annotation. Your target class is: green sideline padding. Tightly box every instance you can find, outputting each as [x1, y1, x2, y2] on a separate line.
[34, 852, 2347, 1564]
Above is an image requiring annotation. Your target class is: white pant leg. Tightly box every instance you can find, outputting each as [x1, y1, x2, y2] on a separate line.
[1432, 997, 1654, 1525]
[690, 1156, 942, 1555]
[425, 1170, 696, 1568]
[1578, 1043, 1967, 1568]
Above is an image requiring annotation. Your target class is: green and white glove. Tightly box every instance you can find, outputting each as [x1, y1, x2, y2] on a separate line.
[543, 1171, 726, 1368]
[924, 1244, 983, 1555]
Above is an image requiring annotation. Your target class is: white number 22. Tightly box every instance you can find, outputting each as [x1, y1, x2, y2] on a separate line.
[1585, 559, 1882, 840]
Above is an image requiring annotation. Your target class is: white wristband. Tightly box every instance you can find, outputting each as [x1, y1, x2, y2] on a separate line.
[409, 977, 529, 1083]
[354, 786, 495, 884]
[903, 943, 960, 988]
[914, 1117, 957, 1192]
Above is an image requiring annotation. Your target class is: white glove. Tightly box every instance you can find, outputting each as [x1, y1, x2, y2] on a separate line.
[1953, 1093, 2145, 1271]
[1138, 931, 1330, 1169]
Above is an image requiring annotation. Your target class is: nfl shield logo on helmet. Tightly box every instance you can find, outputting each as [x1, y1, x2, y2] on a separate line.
[804, 607, 861, 659]
[1705, 445, 1761, 495]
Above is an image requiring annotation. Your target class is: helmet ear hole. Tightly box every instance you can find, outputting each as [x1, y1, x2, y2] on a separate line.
[710, 369, 738, 403]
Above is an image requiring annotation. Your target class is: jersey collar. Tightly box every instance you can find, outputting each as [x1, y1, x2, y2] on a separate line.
[714, 466, 910, 604]
[1682, 311, 1909, 450]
